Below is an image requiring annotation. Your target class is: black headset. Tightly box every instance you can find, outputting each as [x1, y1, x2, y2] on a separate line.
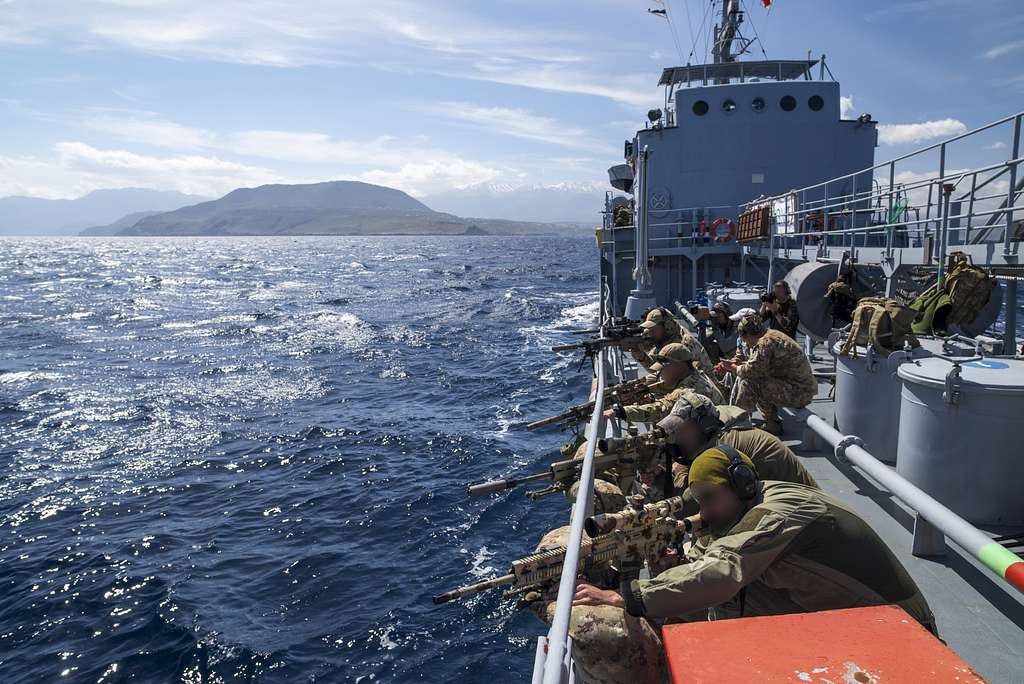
[715, 444, 760, 500]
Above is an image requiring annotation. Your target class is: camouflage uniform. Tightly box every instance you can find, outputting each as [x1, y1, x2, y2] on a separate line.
[622, 374, 724, 424]
[679, 331, 715, 374]
[634, 308, 683, 372]
[733, 328, 816, 423]
[526, 527, 668, 684]
[566, 478, 629, 515]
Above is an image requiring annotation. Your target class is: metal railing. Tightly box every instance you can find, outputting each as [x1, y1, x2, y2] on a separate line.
[741, 110, 1024, 262]
[531, 283, 615, 684]
[600, 204, 743, 251]
[803, 414, 1024, 595]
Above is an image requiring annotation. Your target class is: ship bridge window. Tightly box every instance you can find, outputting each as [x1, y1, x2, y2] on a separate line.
[808, 95, 824, 111]
[692, 100, 709, 116]
[751, 97, 766, 112]
[722, 99, 737, 113]
[780, 95, 797, 111]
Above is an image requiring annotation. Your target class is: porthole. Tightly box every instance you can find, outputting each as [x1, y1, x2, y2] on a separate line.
[751, 97, 766, 112]
[780, 95, 797, 112]
[722, 99, 737, 113]
[808, 95, 824, 111]
[693, 100, 709, 116]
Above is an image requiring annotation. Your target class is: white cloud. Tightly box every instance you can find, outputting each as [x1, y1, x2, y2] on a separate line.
[982, 39, 1024, 59]
[984, 141, 1008, 150]
[0, 142, 286, 199]
[421, 102, 613, 153]
[353, 158, 503, 197]
[877, 118, 967, 145]
[840, 96, 855, 119]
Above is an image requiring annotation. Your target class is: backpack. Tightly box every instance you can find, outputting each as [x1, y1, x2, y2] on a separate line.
[910, 285, 951, 335]
[945, 252, 994, 327]
[839, 297, 920, 356]
[824, 278, 857, 326]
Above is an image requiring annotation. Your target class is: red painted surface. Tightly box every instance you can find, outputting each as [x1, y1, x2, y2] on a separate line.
[662, 605, 987, 683]
[1005, 561, 1024, 592]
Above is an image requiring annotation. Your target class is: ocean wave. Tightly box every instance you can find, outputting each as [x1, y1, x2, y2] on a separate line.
[0, 370, 62, 384]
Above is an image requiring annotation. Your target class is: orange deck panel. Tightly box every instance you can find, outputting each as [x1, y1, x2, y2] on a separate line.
[662, 605, 987, 683]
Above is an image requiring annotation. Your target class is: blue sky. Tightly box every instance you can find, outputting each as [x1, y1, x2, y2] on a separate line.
[1, 0, 1022, 200]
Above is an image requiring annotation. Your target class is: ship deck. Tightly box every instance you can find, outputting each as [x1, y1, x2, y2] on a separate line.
[611, 348, 1024, 682]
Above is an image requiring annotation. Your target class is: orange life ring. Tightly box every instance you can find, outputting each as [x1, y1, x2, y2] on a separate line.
[710, 217, 736, 243]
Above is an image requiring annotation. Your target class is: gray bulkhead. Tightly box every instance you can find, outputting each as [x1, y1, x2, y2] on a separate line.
[603, 77, 877, 314]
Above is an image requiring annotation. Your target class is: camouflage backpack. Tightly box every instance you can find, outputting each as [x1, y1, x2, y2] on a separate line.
[839, 297, 920, 356]
[944, 252, 994, 327]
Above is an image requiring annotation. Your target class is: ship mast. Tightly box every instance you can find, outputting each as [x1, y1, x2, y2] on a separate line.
[712, 0, 742, 64]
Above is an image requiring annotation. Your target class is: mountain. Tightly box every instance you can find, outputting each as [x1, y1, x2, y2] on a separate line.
[0, 188, 208, 236]
[424, 181, 607, 224]
[79, 211, 162, 236]
[117, 181, 586, 237]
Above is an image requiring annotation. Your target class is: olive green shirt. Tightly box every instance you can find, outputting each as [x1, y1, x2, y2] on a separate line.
[629, 481, 935, 633]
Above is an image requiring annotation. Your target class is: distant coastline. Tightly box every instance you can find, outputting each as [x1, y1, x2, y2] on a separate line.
[0, 181, 595, 237]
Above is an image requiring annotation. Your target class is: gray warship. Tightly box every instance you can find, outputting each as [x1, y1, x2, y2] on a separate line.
[450, 2, 1024, 681]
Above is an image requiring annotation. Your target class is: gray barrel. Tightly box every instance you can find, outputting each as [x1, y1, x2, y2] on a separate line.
[832, 342, 929, 464]
[832, 337, 976, 464]
[785, 262, 837, 341]
[896, 356, 1024, 525]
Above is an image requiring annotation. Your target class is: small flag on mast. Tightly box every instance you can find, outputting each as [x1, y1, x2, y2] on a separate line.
[762, 0, 772, 7]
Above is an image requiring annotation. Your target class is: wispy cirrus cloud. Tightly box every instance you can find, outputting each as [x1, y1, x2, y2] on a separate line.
[982, 39, 1024, 59]
[83, 111, 217, 151]
[0, 1, 654, 106]
[420, 101, 614, 153]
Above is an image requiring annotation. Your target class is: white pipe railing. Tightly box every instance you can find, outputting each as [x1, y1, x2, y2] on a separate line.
[533, 282, 618, 684]
[804, 414, 1024, 595]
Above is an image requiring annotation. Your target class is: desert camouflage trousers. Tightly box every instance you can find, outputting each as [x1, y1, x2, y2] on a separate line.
[526, 526, 667, 684]
[733, 376, 814, 422]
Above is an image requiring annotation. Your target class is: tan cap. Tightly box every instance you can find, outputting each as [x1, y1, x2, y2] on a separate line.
[651, 342, 694, 365]
[639, 308, 669, 330]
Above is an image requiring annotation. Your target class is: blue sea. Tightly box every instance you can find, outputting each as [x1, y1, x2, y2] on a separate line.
[0, 236, 599, 683]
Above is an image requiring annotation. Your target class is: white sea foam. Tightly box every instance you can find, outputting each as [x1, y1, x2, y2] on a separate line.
[0, 371, 61, 384]
[553, 300, 600, 329]
[468, 545, 497, 579]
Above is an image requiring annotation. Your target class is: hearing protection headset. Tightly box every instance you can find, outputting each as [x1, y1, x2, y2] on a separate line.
[715, 444, 759, 500]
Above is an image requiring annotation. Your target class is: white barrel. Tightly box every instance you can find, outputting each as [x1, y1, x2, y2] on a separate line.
[716, 287, 761, 314]
[896, 356, 1024, 525]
